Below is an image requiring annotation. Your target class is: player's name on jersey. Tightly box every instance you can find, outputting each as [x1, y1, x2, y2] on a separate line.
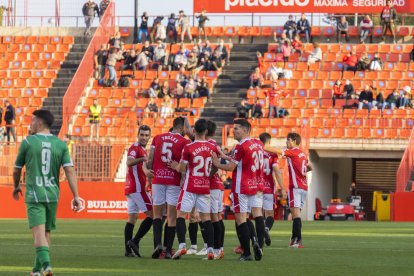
[36, 176, 57, 187]
[249, 143, 262, 151]
[161, 135, 179, 143]
[191, 145, 214, 156]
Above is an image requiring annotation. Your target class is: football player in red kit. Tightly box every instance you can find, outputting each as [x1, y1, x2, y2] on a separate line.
[124, 125, 154, 257]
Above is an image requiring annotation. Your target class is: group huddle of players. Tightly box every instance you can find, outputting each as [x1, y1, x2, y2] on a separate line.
[123, 116, 310, 261]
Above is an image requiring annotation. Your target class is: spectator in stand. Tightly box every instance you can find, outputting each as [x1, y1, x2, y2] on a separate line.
[266, 62, 283, 82]
[150, 16, 164, 43]
[0, 5, 12, 27]
[381, 0, 397, 44]
[148, 77, 161, 98]
[82, 0, 99, 36]
[178, 10, 192, 42]
[283, 14, 297, 40]
[106, 47, 124, 86]
[291, 35, 303, 56]
[382, 89, 399, 111]
[281, 40, 291, 64]
[145, 98, 158, 116]
[4, 100, 16, 143]
[357, 52, 371, 71]
[186, 51, 198, 71]
[196, 9, 209, 40]
[215, 39, 230, 65]
[173, 48, 188, 70]
[136, 49, 149, 71]
[88, 99, 101, 142]
[166, 13, 178, 44]
[256, 51, 266, 73]
[210, 50, 223, 71]
[138, 12, 149, 43]
[184, 77, 198, 100]
[176, 67, 189, 88]
[344, 79, 356, 106]
[99, 0, 110, 19]
[372, 88, 384, 110]
[369, 53, 383, 71]
[236, 99, 251, 119]
[198, 52, 212, 71]
[297, 13, 311, 43]
[251, 98, 264, 119]
[337, 16, 350, 43]
[153, 39, 168, 70]
[120, 49, 138, 75]
[307, 42, 322, 67]
[360, 15, 373, 44]
[204, 40, 213, 57]
[94, 44, 107, 80]
[155, 20, 167, 42]
[158, 81, 172, 99]
[249, 67, 264, 89]
[141, 40, 154, 61]
[266, 82, 288, 118]
[410, 45, 414, 63]
[342, 51, 358, 76]
[108, 31, 123, 49]
[398, 86, 412, 109]
[274, 32, 291, 53]
[196, 76, 211, 101]
[358, 85, 374, 110]
[332, 80, 343, 107]
[160, 95, 174, 118]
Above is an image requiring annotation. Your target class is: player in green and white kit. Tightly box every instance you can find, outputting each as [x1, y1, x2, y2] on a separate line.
[13, 110, 80, 276]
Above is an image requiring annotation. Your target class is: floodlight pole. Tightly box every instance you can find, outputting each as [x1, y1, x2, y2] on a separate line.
[133, 0, 139, 43]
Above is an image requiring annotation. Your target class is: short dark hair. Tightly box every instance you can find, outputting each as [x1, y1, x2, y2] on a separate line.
[173, 117, 185, 129]
[233, 118, 251, 132]
[287, 132, 301, 145]
[206, 120, 217, 137]
[33, 110, 54, 128]
[259, 132, 271, 144]
[194, 119, 208, 135]
[138, 125, 151, 134]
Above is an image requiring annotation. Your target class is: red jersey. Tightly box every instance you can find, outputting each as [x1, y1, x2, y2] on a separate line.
[125, 142, 147, 195]
[181, 140, 220, 195]
[263, 151, 279, 194]
[282, 147, 308, 191]
[151, 132, 191, 186]
[266, 89, 289, 106]
[208, 139, 224, 191]
[231, 138, 264, 195]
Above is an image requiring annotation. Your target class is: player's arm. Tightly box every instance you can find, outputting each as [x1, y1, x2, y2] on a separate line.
[168, 160, 187, 173]
[211, 152, 237, 172]
[210, 164, 218, 177]
[62, 145, 81, 212]
[306, 162, 313, 187]
[12, 139, 28, 200]
[263, 145, 282, 156]
[183, 116, 194, 139]
[142, 161, 154, 178]
[147, 147, 155, 170]
[127, 156, 148, 167]
[272, 166, 286, 199]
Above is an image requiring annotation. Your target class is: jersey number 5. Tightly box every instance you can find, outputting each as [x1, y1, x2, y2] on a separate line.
[161, 142, 173, 162]
[193, 156, 212, 177]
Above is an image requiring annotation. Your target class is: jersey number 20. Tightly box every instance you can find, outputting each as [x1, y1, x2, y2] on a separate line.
[193, 156, 212, 177]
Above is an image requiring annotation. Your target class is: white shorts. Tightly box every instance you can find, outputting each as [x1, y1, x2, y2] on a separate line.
[177, 190, 210, 213]
[152, 184, 181, 206]
[127, 192, 152, 214]
[233, 192, 263, 214]
[263, 194, 275, 211]
[210, 189, 224, 214]
[288, 188, 307, 209]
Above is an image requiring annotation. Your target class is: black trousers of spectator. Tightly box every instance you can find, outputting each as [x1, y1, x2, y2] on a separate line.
[382, 22, 396, 42]
[332, 95, 345, 107]
[252, 111, 263, 118]
[6, 124, 16, 143]
[237, 112, 248, 119]
[167, 25, 178, 43]
[342, 65, 357, 76]
[120, 64, 136, 75]
[337, 30, 349, 42]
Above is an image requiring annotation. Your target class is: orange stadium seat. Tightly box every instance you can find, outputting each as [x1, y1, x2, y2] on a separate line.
[322, 26, 334, 37]
[224, 27, 236, 37]
[261, 27, 272, 37]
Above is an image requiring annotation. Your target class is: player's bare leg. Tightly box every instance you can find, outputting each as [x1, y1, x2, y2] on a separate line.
[251, 207, 265, 260]
[264, 209, 275, 246]
[31, 224, 52, 275]
[152, 204, 165, 258]
[127, 210, 153, 257]
[290, 207, 304, 248]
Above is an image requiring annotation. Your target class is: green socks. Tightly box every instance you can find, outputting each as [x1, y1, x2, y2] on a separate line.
[32, 256, 41, 273]
[35, 246, 51, 270]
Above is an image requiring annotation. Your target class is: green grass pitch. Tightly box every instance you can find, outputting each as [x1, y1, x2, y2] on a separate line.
[0, 219, 413, 275]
